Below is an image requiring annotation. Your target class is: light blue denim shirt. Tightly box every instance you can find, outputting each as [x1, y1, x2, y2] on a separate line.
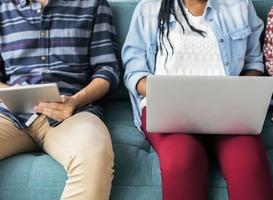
[122, 0, 264, 130]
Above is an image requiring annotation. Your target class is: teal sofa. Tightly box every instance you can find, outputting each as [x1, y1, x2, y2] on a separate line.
[0, 0, 273, 199]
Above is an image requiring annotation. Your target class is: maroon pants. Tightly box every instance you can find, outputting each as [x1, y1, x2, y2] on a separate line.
[142, 107, 273, 200]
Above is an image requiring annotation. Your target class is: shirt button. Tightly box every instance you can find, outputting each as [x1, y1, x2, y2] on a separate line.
[41, 31, 46, 37]
[219, 39, 224, 43]
[37, 9, 41, 13]
[41, 56, 46, 61]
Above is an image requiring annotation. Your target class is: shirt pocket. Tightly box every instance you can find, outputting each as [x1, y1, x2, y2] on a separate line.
[229, 26, 252, 61]
[52, 30, 91, 64]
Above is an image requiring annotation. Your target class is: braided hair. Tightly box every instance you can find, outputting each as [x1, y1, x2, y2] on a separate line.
[158, 0, 205, 53]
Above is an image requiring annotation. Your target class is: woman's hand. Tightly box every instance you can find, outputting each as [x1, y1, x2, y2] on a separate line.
[34, 95, 77, 121]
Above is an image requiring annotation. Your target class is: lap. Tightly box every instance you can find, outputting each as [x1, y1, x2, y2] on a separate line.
[45, 112, 110, 145]
[0, 114, 39, 159]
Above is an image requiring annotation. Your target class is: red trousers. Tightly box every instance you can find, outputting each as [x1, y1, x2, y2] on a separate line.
[142, 107, 273, 200]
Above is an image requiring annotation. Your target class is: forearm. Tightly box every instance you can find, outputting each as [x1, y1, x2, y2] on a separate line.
[0, 82, 9, 88]
[136, 77, 147, 97]
[240, 70, 262, 76]
[71, 78, 110, 109]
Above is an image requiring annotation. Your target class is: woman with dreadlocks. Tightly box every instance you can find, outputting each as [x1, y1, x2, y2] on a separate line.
[122, 0, 273, 199]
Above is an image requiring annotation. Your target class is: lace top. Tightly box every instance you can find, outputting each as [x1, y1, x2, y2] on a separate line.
[154, 4, 225, 76]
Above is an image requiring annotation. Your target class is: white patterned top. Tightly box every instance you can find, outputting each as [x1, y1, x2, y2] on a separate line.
[154, 4, 225, 76]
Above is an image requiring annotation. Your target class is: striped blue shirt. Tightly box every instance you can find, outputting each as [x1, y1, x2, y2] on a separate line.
[0, 0, 120, 129]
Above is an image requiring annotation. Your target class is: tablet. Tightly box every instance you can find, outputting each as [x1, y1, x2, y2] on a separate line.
[0, 83, 61, 114]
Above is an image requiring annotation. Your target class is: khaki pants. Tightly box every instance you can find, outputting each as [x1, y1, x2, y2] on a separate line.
[0, 112, 114, 200]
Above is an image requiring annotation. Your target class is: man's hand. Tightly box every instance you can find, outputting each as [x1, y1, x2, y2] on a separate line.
[34, 95, 77, 121]
[33, 78, 110, 121]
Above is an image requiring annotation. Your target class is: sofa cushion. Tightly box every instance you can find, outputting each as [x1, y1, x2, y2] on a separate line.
[104, 100, 162, 199]
[0, 153, 66, 200]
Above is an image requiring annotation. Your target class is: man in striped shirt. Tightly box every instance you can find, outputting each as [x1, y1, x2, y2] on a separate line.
[0, 0, 119, 199]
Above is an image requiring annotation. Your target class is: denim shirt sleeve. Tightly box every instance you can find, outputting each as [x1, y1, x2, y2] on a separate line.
[122, 0, 160, 97]
[122, 0, 161, 128]
[243, 0, 264, 73]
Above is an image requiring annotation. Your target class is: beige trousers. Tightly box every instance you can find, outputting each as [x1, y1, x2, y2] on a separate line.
[0, 112, 114, 200]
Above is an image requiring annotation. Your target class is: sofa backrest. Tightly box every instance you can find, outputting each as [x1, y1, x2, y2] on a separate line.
[106, 1, 137, 101]
[107, 0, 273, 101]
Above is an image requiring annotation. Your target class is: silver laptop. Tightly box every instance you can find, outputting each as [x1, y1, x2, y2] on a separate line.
[0, 83, 60, 114]
[146, 75, 273, 135]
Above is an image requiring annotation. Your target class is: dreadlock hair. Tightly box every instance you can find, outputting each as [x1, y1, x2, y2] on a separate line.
[158, 0, 206, 54]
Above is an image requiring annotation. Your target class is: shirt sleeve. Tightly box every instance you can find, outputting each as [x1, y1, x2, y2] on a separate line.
[243, 0, 265, 73]
[89, 0, 120, 90]
[122, 2, 155, 98]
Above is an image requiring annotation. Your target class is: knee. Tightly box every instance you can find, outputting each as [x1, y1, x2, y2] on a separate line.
[159, 149, 208, 178]
[157, 135, 208, 177]
[231, 154, 265, 175]
[67, 131, 114, 173]
[221, 150, 268, 178]
[90, 135, 115, 165]
[82, 136, 113, 164]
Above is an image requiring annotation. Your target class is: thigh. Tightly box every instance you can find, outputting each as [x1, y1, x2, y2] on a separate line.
[141, 107, 209, 200]
[141, 107, 208, 167]
[0, 114, 39, 160]
[210, 135, 270, 178]
[145, 131, 207, 162]
[210, 135, 273, 200]
[42, 112, 114, 167]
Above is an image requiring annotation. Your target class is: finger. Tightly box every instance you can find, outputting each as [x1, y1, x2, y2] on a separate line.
[34, 103, 61, 115]
[12, 84, 21, 87]
[34, 106, 65, 121]
[60, 95, 69, 103]
[39, 102, 61, 110]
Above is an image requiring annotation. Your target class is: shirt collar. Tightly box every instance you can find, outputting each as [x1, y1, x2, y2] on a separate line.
[206, 0, 220, 13]
[170, 0, 219, 23]
[20, 0, 44, 7]
[19, 0, 32, 7]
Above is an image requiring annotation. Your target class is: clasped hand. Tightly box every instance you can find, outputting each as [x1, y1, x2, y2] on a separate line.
[34, 95, 76, 122]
